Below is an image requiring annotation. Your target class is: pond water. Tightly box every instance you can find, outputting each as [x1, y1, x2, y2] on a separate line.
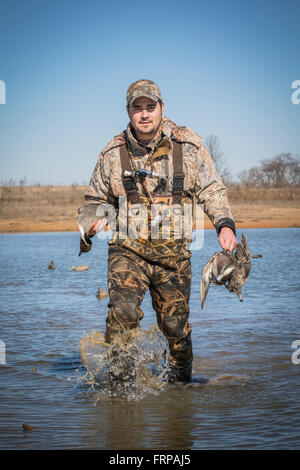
[0, 228, 299, 449]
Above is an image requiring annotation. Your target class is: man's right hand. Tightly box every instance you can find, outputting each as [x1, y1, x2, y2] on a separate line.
[89, 218, 108, 236]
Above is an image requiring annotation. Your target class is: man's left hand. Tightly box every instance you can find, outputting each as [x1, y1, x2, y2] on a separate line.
[218, 227, 238, 252]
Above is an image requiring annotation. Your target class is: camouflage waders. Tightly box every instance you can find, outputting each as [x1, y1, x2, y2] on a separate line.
[104, 138, 193, 380]
[105, 244, 193, 378]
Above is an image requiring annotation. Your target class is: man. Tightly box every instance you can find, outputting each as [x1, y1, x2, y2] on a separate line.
[78, 79, 237, 383]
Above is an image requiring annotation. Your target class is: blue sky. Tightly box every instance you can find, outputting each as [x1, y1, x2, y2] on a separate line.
[0, 0, 299, 185]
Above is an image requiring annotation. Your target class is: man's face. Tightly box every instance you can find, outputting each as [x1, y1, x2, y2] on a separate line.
[127, 96, 164, 141]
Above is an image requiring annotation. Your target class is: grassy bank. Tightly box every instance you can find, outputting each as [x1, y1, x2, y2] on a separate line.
[0, 185, 299, 233]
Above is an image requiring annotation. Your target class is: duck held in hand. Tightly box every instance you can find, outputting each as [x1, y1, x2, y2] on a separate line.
[77, 204, 113, 256]
[200, 234, 257, 308]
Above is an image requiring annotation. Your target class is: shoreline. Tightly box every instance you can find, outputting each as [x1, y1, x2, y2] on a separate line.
[0, 185, 299, 234]
[0, 217, 299, 234]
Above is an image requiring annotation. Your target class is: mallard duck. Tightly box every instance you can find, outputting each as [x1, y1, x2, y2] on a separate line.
[200, 234, 253, 308]
[200, 251, 235, 309]
[77, 204, 109, 256]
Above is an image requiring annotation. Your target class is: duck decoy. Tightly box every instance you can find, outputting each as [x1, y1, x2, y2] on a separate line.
[96, 288, 108, 300]
[22, 423, 35, 432]
[72, 265, 89, 271]
[48, 259, 55, 269]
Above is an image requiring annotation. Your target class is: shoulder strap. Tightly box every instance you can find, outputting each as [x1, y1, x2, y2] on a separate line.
[172, 141, 184, 205]
[119, 143, 141, 204]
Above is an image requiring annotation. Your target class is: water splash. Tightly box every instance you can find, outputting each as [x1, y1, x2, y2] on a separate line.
[79, 324, 169, 400]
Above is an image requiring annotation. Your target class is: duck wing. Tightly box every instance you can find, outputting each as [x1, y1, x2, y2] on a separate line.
[200, 254, 218, 309]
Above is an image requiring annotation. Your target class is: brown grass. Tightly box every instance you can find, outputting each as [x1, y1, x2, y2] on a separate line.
[0, 185, 299, 233]
[228, 185, 300, 205]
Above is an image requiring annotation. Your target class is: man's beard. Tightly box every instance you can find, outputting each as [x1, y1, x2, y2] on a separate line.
[137, 122, 154, 135]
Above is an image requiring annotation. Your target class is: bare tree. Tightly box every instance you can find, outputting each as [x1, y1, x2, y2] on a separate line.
[19, 177, 27, 187]
[205, 134, 231, 184]
[238, 167, 265, 187]
[238, 153, 300, 187]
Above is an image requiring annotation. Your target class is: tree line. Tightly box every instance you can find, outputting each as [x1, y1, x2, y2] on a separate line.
[205, 135, 300, 188]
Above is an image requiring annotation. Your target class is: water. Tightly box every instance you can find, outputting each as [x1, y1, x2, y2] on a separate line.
[0, 228, 299, 449]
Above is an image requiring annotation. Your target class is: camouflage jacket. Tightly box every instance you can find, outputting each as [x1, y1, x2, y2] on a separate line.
[79, 117, 235, 262]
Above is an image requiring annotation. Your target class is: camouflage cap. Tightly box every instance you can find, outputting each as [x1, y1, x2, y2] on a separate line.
[126, 79, 162, 107]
